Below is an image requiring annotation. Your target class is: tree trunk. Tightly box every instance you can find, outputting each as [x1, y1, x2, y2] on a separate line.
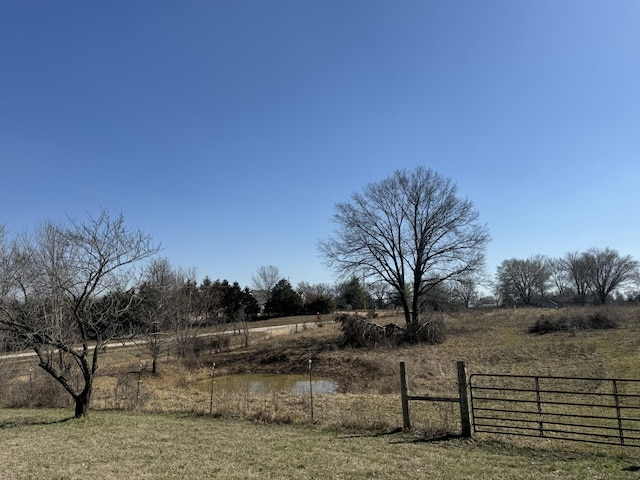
[410, 291, 419, 324]
[74, 382, 92, 418]
[399, 296, 411, 325]
[411, 272, 422, 324]
[74, 394, 89, 418]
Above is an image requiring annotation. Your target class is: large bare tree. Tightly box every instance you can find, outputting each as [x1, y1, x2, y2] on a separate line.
[563, 251, 593, 304]
[585, 247, 638, 304]
[547, 257, 571, 297]
[319, 167, 490, 325]
[562, 248, 638, 305]
[0, 211, 159, 417]
[495, 255, 550, 305]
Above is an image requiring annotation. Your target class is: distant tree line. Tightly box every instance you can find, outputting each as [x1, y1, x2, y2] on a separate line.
[251, 266, 335, 318]
[494, 248, 639, 307]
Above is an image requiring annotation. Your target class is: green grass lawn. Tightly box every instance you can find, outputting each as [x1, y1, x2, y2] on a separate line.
[0, 408, 638, 480]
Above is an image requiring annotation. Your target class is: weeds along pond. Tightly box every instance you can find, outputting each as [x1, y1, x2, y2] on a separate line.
[191, 373, 338, 395]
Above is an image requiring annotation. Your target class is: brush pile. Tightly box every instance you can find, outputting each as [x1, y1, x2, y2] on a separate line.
[336, 313, 445, 347]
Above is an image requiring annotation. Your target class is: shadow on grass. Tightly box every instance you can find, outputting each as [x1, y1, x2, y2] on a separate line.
[0, 416, 74, 429]
[409, 433, 468, 443]
[621, 465, 640, 472]
[387, 432, 469, 444]
[336, 427, 404, 439]
[338, 427, 463, 444]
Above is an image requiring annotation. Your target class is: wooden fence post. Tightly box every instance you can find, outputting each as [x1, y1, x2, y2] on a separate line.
[457, 361, 472, 438]
[400, 361, 411, 430]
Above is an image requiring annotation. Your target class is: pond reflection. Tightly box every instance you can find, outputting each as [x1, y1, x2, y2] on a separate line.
[192, 373, 338, 394]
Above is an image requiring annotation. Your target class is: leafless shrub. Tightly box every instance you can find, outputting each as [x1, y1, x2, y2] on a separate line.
[0, 357, 19, 406]
[113, 373, 137, 409]
[178, 335, 231, 369]
[529, 311, 618, 334]
[4, 371, 71, 408]
[112, 371, 150, 410]
[406, 317, 446, 344]
[193, 335, 230, 356]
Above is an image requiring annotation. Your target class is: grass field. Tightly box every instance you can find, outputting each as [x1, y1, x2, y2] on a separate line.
[2, 306, 640, 478]
[0, 408, 638, 480]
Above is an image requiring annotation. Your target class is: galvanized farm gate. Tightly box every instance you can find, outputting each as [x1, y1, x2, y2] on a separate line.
[400, 362, 640, 447]
[469, 373, 640, 447]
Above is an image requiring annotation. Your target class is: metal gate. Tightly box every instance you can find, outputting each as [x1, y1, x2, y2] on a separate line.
[469, 373, 640, 447]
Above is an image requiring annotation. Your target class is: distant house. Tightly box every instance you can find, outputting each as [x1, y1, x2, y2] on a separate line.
[476, 296, 496, 308]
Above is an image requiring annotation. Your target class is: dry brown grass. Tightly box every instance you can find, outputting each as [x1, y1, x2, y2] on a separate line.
[3, 307, 640, 479]
[2, 408, 638, 480]
[3, 306, 640, 437]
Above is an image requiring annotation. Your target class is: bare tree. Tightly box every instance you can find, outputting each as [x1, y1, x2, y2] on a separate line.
[631, 270, 640, 301]
[547, 257, 571, 297]
[169, 268, 198, 360]
[319, 167, 490, 326]
[0, 211, 159, 417]
[450, 272, 482, 309]
[563, 251, 593, 305]
[495, 256, 550, 306]
[251, 265, 280, 310]
[296, 281, 334, 300]
[139, 258, 179, 374]
[621, 271, 640, 302]
[368, 280, 390, 309]
[584, 247, 639, 305]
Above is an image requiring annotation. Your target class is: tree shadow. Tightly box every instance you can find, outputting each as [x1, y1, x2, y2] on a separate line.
[389, 432, 467, 444]
[621, 465, 640, 472]
[337, 427, 404, 439]
[0, 416, 74, 429]
[339, 427, 465, 444]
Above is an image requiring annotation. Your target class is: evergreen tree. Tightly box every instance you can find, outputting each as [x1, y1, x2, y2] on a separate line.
[265, 279, 303, 317]
[336, 275, 371, 310]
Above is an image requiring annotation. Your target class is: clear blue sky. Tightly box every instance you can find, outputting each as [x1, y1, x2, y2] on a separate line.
[1, 1, 639, 290]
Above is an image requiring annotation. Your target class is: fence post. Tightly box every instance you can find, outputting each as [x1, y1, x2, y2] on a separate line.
[613, 379, 624, 445]
[308, 359, 314, 423]
[457, 361, 471, 438]
[400, 361, 411, 430]
[209, 363, 215, 415]
[136, 363, 142, 407]
[534, 376, 543, 437]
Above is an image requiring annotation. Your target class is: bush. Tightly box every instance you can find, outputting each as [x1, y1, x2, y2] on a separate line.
[529, 311, 618, 334]
[406, 318, 446, 344]
[4, 371, 71, 408]
[193, 335, 230, 356]
[588, 312, 618, 330]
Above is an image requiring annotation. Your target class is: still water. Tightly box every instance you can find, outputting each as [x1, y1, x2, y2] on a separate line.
[192, 373, 338, 395]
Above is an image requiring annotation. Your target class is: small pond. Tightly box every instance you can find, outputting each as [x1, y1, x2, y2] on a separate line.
[192, 373, 338, 395]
